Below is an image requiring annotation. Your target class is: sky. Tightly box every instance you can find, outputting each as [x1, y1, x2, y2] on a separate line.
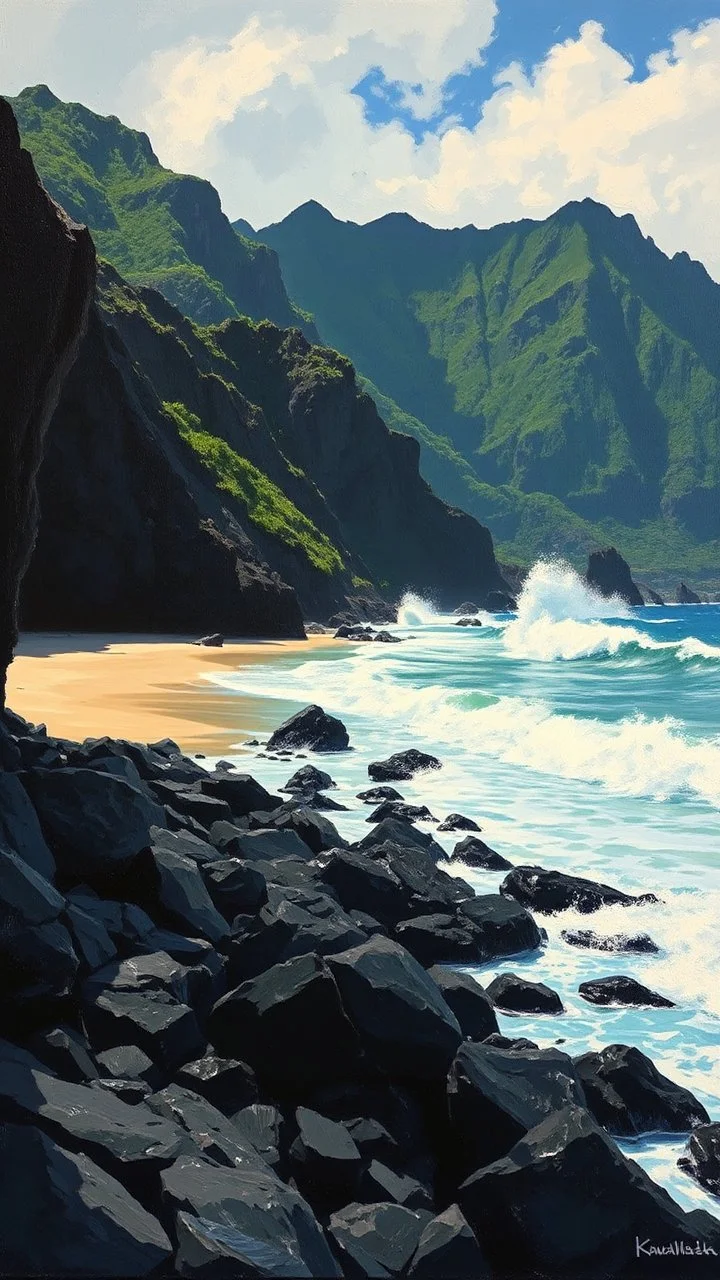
[1, 0, 720, 276]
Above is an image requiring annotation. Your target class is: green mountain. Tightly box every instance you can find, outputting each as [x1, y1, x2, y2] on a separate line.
[257, 200, 720, 577]
[7, 85, 314, 334]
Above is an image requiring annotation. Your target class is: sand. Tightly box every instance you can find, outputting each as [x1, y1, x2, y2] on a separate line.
[6, 633, 335, 753]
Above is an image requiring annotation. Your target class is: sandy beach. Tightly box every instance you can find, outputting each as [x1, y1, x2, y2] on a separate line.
[6, 633, 335, 753]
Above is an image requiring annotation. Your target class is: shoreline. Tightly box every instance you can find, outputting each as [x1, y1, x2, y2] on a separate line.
[7, 632, 336, 752]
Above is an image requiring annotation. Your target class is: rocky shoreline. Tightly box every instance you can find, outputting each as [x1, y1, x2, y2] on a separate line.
[1, 703, 719, 1278]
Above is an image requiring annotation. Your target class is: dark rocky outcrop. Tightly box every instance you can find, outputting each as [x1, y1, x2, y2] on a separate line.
[0, 97, 94, 704]
[437, 813, 481, 833]
[268, 705, 350, 753]
[368, 750, 442, 782]
[562, 928, 660, 955]
[458, 894, 542, 958]
[451, 837, 513, 870]
[486, 972, 564, 1015]
[575, 1044, 710, 1137]
[678, 581, 702, 603]
[678, 1124, 720, 1197]
[328, 1202, 432, 1277]
[427, 967, 499, 1042]
[407, 1204, 490, 1279]
[578, 976, 676, 1008]
[586, 547, 644, 607]
[501, 865, 656, 915]
[458, 1105, 720, 1278]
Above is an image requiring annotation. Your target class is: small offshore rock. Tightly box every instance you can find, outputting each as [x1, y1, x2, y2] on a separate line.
[368, 748, 442, 782]
[451, 837, 512, 870]
[561, 928, 660, 955]
[437, 813, 481, 833]
[487, 972, 564, 1015]
[578, 975, 675, 1008]
[268, 704, 350, 753]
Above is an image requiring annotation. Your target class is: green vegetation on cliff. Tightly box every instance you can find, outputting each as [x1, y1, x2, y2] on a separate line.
[163, 401, 344, 574]
[260, 200, 720, 575]
[8, 85, 312, 334]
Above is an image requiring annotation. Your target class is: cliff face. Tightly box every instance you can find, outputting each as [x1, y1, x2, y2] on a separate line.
[586, 547, 643, 607]
[0, 99, 95, 705]
[22, 264, 508, 631]
[7, 86, 315, 336]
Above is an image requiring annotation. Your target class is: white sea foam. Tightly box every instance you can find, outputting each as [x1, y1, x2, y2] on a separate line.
[502, 560, 720, 663]
[396, 592, 443, 627]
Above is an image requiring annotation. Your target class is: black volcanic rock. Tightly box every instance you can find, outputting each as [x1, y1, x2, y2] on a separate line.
[174, 1054, 258, 1115]
[367, 801, 436, 825]
[0, 1122, 172, 1277]
[357, 785, 405, 804]
[437, 813, 481, 832]
[162, 1154, 341, 1278]
[408, 1204, 490, 1279]
[678, 581, 702, 603]
[586, 547, 643, 606]
[315, 848, 409, 925]
[458, 894, 542, 958]
[427, 967, 499, 1041]
[486, 972, 564, 1015]
[575, 1044, 709, 1137]
[283, 764, 337, 793]
[678, 1123, 720, 1197]
[327, 935, 462, 1081]
[452, 836, 512, 870]
[0, 97, 94, 706]
[209, 952, 361, 1088]
[579, 976, 676, 1008]
[448, 1041, 586, 1171]
[501, 864, 655, 915]
[0, 772, 55, 880]
[368, 749, 442, 782]
[562, 928, 659, 954]
[149, 845, 230, 945]
[201, 857, 267, 919]
[394, 913, 484, 966]
[329, 1202, 432, 1277]
[268, 705, 350, 752]
[289, 1106, 363, 1209]
[359, 1159, 432, 1211]
[459, 1105, 720, 1278]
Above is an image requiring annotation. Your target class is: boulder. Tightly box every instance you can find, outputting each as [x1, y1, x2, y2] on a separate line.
[202, 857, 268, 918]
[448, 1041, 586, 1170]
[451, 837, 512, 870]
[678, 1123, 720, 1197]
[150, 826, 220, 867]
[394, 914, 484, 966]
[0, 851, 79, 1001]
[328, 1202, 432, 1277]
[64, 900, 117, 972]
[150, 782, 232, 829]
[586, 547, 644, 607]
[161, 1154, 341, 1277]
[28, 1025, 99, 1083]
[484, 1033, 539, 1052]
[678, 582, 702, 604]
[268, 705, 350, 753]
[561, 928, 660, 955]
[578, 976, 675, 1008]
[283, 765, 336, 793]
[147, 1083, 264, 1170]
[233, 1103, 284, 1170]
[368, 749, 442, 782]
[327, 936, 462, 1081]
[408, 1204, 490, 1279]
[367, 802, 436, 825]
[173, 1209, 326, 1278]
[195, 633, 224, 646]
[82, 985, 206, 1076]
[289, 1106, 363, 1208]
[458, 1104, 720, 1279]
[344, 1117, 399, 1166]
[0, 1122, 172, 1277]
[575, 1044, 709, 1137]
[0, 772, 55, 879]
[428, 967, 499, 1041]
[359, 1160, 432, 1211]
[23, 769, 165, 877]
[92, 1079, 152, 1106]
[455, 618, 483, 627]
[271, 805, 348, 854]
[0, 1039, 183, 1186]
[486, 972, 564, 1015]
[208, 953, 361, 1088]
[437, 814, 482, 833]
[95, 1045, 159, 1088]
[211, 823, 313, 863]
[174, 1054, 258, 1115]
[199, 773, 282, 818]
[316, 848, 409, 925]
[453, 603, 480, 615]
[149, 845, 230, 944]
[357, 818, 445, 862]
[501, 865, 655, 915]
[458, 894, 542, 959]
[357, 786, 405, 804]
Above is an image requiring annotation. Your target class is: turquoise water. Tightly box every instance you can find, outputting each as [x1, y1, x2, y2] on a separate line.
[205, 561, 720, 1218]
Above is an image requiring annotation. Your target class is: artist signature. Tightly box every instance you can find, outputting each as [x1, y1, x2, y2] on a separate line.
[636, 1238, 718, 1259]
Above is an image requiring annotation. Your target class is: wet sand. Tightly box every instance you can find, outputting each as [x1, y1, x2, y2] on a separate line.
[6, 633, 334, 753]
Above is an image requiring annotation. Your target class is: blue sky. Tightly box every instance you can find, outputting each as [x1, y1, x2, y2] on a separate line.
[356, 0, 720, 139]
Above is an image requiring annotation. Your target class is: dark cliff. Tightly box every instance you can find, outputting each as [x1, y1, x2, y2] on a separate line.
[0, 98, 95, 705]
[22, 265, 509, 631]
[586, 547, 643, 607]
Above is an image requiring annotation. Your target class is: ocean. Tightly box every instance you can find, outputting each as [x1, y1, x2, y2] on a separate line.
[204, 560, 720, 1219]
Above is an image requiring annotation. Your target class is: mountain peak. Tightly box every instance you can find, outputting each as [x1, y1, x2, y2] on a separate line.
[17, 84, 60, 110]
